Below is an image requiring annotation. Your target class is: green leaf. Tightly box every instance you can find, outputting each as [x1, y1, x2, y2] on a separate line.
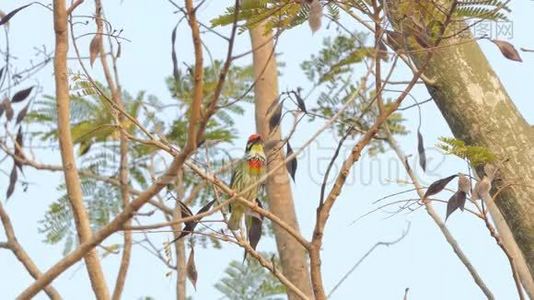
[215, 253, 285, 300]
[437, 137, 496, 166]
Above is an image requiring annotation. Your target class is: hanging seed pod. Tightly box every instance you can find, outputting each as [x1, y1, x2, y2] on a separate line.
[458, 174, 471, 195]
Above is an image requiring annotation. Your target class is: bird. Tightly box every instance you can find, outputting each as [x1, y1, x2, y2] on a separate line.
[227, 133, 266, 230]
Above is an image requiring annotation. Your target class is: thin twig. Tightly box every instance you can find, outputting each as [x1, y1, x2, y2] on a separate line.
[385, 130, 494, 299]
[66, 0, 84, 15]
[328, 223, 410, 298]
[92, 1, 132, 298]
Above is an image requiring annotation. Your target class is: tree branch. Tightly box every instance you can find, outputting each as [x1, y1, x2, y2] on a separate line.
[0, 201, 62, 300]
[309, 48, 423, 300]
[124, 160, 311, 250]
[66, 0, 84, 15]
[237, 238, 310, 300]
[19, 0, 213, 296]
[52, 1, 110, 298]
[328, 223, 410, 298]
[385, 129, 494, 299]
[480, 190, 525, 300]
[17, 151, 190, 299]
[92, 1, 132, 298]
[182, 0, 203, 153]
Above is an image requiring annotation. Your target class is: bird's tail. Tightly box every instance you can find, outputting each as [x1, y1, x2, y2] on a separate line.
[228, 209, 243, 230]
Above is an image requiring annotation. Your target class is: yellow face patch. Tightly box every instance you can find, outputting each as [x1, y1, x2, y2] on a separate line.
[246, 143, 265, 176]
[249, 143, 264, 156]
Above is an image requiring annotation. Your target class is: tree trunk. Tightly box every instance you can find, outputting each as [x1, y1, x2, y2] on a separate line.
[249, 24, 314, 299]
[385, 0, 534, 296]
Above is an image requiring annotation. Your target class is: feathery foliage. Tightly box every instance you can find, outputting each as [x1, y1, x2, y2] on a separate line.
[32, 61, 253, 251]
[437, 137, 497, 166]
[301, 33, 407, 155]
[39, 179, 121, 254]
[456, 0, 511, 21]
[215, 253, 285, 300]
[211, 0, 355, 32]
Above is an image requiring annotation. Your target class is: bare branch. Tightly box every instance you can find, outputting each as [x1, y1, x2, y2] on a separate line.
[328, 223, 410, 298]
[480, 190, 525, 300]
[52, 1, 110, 298]
[309, 44, 424, 300]
[91, 0, 132, 298]
[385, 130, 494, 299]
[66, 0, 84, 15]
[0, 201, 61, 300]
[182, 0, 203, 152]
[237, 238, 310, 300]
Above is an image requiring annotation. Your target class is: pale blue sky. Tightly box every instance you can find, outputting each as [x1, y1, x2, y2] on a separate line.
[1, 1, 533, 299]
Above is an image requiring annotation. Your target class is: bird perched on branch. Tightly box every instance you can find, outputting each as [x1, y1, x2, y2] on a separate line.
[227, 133, 266, 230]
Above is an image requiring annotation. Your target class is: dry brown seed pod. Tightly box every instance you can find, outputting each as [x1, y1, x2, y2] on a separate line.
[473, 177, 492, 201]
[458, 174, 471, 195]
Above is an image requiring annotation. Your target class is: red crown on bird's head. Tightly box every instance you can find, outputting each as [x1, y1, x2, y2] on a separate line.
[247, 133, 262, 144]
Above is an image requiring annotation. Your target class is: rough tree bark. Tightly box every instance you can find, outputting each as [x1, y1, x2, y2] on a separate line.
[385, 0, 534, 296]
[52, 1, 110, 299]
[249, 24, 314, 299]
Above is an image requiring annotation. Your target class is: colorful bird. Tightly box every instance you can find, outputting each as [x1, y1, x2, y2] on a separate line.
[227, 133, 266, 230]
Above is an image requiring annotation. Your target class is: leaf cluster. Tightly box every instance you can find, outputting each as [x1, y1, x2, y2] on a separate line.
[301, 33, 407, 156]
[437, 137, 496, 166]
[456, 0, 511, 21]
[211, 0, 346, 33]
[28, 62, 252, 250]
[215, 253, 285, 300]
[166, 61, 252, 147]
[38, 179, 121, 255]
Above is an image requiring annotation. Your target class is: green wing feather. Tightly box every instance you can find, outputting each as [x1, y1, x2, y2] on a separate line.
[227, 159, 261, 230]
